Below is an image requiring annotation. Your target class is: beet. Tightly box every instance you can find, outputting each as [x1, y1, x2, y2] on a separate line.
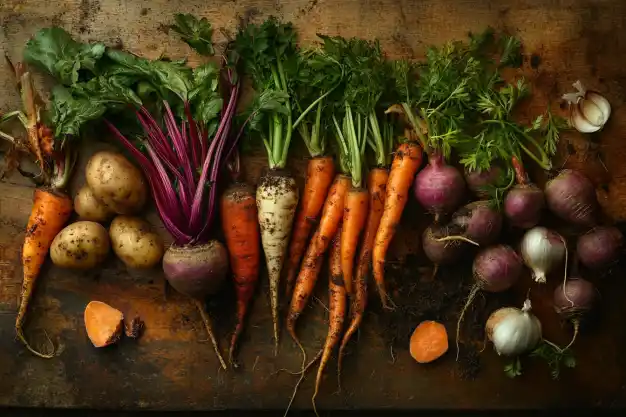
[545, 169, 598, 227]
[473, 244, 523, 292]
[464, 166, 502, 199]
[162, 241, 229, 299]
[413, 153, 466, 219]
[553, 277, 597, 319]
[576, 226, 624, 269]
[451, 201, 502, 246]
[504, 184, 545, 229]
[422, 224, 468, 265]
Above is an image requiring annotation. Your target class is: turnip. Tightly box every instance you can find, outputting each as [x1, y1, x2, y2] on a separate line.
[450, 201, 503, 246]
[576, 226, 623, 269]
[413, 152, 466, 221]
[456, 245, 523, 359]
[504, 157, 544, 229]
[464, 166, 503, 199]
[553, 277, 598, 350]
[545, 169, 598, 227]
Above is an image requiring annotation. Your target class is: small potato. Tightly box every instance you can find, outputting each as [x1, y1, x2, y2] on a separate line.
[85, 151, 147, 215]
[51, 221, 110, 269]
[74, 186, 114, 222]
[109, 216, 164, 269]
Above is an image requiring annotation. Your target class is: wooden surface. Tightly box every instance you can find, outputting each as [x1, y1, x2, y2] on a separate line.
[2, 0, 626, 411]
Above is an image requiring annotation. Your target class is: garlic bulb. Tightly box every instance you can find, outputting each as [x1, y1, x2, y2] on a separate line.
[520, 227, 566, 283]
[486, 299, 542, 356]
[563, 80, 611, 133]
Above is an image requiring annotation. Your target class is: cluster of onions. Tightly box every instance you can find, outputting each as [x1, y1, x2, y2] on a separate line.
[563, 80, 611, 133]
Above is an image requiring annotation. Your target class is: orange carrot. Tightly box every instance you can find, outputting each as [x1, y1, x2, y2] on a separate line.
[285, 156, 335, 297]
[84, 301, 124, 348]
[18, 188, 72, 357]
[312, 226, 346, 415]
[286, 175, 350, 356]
[338, 168, 388, 381]
[221, 182, 260, 365]
[373, 141, 422, 308]
[409, 320, 449, 363]
[341, 187, 368, 295]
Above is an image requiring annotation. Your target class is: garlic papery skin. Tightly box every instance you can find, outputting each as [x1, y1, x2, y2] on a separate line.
[563, 80, 611, 133]
[486, 299, 542, 357]
[520, 227, 566, 283]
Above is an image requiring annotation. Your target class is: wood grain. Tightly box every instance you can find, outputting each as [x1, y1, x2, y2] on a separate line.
[1, 0, 626, 410]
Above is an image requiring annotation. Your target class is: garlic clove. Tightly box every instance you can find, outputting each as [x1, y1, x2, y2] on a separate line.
[580, 99, 605, 127]
[587, 91, 611, 125]
[570, 103, 602, 133]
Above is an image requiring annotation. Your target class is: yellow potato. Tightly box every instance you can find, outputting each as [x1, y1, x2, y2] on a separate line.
[109, 216, 164, 269]
[85, 151, 147, 215]
[51, 221, 110, 269]
[74, 186, 114, 222]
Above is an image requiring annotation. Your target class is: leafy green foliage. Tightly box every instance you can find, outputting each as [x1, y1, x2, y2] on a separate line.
[23, 21, 224, 140]
[499, 35, 523, 67]
[504, 357, 523, 378]
[170, 13, 215, 56]
[531, 341, 576, 380]
[23, 27, 106, 85]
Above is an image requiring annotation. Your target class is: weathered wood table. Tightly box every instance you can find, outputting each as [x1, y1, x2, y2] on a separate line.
[1, 0, 626, 411]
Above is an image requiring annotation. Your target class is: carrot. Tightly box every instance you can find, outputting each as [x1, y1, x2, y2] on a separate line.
[286, 175, 350, 357]
[373, 141, 423, 308]
[17, 188, 72, 357]
[341, 187, 368, 295]
[409, 320, 449, 363]
[312, 226, 346, 416]
[221, 182, 260, 365]
[337, 167, 388, 382]
[285, 156, 335, 297]
[84, 301, 125, 348]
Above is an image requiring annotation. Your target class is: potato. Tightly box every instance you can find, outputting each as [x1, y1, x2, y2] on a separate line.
[109, 216, 164, 269]
[51, 221, 110, 269]
[85, 151, 147, 215]
[74, 186, 114, 222]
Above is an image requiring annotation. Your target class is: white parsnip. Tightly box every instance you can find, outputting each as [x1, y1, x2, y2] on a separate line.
[256, 171, 299, 352]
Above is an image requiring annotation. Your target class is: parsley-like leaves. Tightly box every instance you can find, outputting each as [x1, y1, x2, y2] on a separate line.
[170, 13, 215, 56]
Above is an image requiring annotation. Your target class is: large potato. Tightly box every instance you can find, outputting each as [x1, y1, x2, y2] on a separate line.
[109, 216, 164, 269]
[85, 151, 147, 215]
[51, 221, 110, 269]
[74, 185, 114, 222]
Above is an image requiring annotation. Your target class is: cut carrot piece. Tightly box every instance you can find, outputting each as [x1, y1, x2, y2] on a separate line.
[409, 320, 448, 363]
[84, 301, 124, 348]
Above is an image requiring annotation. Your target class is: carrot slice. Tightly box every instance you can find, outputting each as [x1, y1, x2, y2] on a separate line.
[409, 320, 448, 363]
[84, 301, 124, 348]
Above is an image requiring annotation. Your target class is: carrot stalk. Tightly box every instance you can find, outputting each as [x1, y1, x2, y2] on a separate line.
[285, 156, 335, 297]
[286, 175, 350, 363]
[373, 141, 422, 308]
[312, 226, 346, 416]
[341, 187, 368, 295]
[338, 167, 388, 384]
[17, 188, 72, 358]
[221, 182, 260, 366]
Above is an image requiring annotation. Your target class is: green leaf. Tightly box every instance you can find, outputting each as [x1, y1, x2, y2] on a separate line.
[499, 35, 523, 68]
[504, 357, 523, 378]
[23, 27, 106, 85]
[48, 85, 107, 138]
[170, 13, 215, 56]
[245, 89, 290, 132]
[188, 63, 222, 124]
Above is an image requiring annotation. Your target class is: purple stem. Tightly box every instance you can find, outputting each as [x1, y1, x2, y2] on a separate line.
[188, 82, 239, 232]
[163, 102, 196, 199]
[106, 120, 189, 242]
[137, 108, 178, 165]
